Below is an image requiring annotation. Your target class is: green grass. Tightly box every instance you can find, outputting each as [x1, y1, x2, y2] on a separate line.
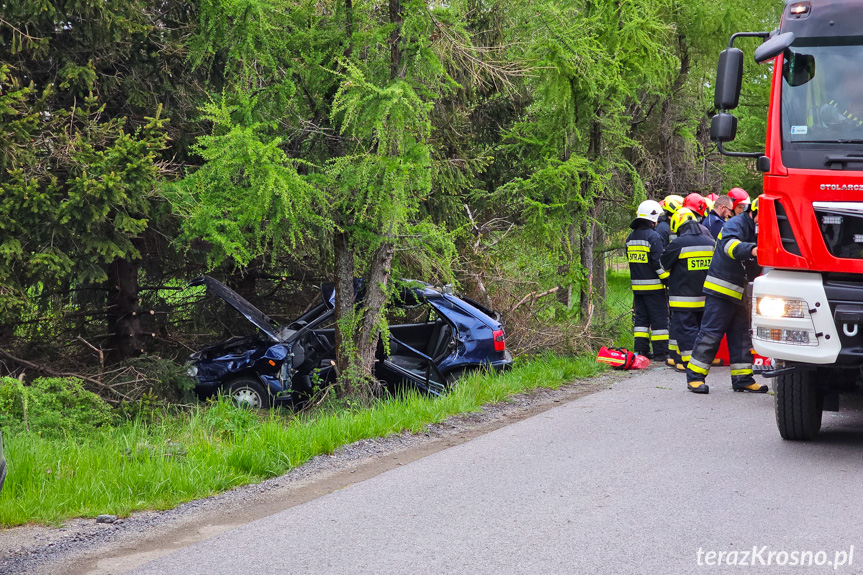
[0, 354, 605, 527]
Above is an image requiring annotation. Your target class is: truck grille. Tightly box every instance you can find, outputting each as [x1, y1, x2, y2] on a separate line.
[815, 204, 863, 260]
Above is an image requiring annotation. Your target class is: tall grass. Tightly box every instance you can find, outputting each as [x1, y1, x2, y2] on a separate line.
[0, 354, 605, 527]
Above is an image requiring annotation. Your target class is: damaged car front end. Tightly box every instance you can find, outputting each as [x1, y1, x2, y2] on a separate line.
[187, 276, 512, 407]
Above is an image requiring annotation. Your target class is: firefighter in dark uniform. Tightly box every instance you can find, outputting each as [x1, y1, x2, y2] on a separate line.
[685, 198, 766, 394]
[656, 194, 683, 365]
[660, 208, 715, 371]
[656, 194, 684, 248]
[627, 200, 669, 360]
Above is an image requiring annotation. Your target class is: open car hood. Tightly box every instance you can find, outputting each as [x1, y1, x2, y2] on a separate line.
[189, 276, 280, 342]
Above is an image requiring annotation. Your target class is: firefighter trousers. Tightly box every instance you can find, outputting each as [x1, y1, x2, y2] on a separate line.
[633, 291, 669, 358]
[685, 295, 755, 388]
[670, 308, 704, 366]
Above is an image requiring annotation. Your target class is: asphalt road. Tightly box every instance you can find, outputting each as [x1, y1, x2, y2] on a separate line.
[128, 367, 863, 575]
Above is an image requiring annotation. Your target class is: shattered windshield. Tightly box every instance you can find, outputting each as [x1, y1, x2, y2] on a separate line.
[781, 38, 863, 145]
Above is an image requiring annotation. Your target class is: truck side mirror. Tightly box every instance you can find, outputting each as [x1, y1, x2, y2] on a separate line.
[710, 113, 738, 143]
[754, 31, 796, 64]
[715, 48, 744, 110]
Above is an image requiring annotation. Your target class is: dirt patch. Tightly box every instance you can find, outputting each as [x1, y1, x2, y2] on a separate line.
[0, 370, 633, 575]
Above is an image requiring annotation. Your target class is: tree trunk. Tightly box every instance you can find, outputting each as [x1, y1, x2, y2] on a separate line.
[388, 0, 403, 79]
[579, 113, 602, 323]
[659, 37, 691, 196]
[344, 0, 354, 58]
[559, 222, 580, 308]
[333, 230, 357, 398]
[591, 222, 607, 320]
[579, 216, 595, 322]
[105, 257, 142, 364]
[227, 263, 258, 304]
[356, 238, 395, 397]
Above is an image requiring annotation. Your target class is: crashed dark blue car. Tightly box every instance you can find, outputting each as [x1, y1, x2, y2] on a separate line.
[187, 276, 513, 408]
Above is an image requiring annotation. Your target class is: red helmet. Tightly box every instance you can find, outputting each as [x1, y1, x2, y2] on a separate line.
[706, 193, 719, 203]
[683, 193, 708, 217]
[727, 187, 751, 210]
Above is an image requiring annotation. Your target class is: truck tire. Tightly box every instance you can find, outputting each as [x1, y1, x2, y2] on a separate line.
[775, 370, 822, 440]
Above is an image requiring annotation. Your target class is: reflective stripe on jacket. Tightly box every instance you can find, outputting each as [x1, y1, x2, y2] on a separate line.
[660, 221, 715, 309]
[626, 221, 666, 292]
[702, 212, 760, 303]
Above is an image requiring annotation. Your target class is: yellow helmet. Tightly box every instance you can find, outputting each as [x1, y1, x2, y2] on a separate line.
[750, 196, 760, 213]
[670, 207, 697, 234]
[661, 194, 684, 214]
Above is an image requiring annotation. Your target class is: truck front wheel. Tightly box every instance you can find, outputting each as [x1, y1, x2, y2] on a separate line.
[775, 369, 823, 441]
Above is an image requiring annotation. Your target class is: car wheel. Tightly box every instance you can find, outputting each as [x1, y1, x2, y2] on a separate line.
[775, 369, 822, 441]
[225, 377, 271, 409]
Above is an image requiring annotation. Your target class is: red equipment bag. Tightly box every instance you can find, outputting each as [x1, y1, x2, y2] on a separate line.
[596, 346, 650, 370]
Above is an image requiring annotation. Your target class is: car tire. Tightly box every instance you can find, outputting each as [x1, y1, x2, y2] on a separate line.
[224, 377, 271, 409]
[775, 369, 822, 441]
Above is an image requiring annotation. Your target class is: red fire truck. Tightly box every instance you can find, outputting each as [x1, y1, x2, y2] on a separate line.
[712, 0, 863, 440]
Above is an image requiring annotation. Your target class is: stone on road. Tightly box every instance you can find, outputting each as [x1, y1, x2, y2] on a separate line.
[130, 367, 863, 574]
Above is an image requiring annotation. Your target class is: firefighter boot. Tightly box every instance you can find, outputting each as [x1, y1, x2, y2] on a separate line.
[687, 381, 709, 394]
[733, 382, 769, 393]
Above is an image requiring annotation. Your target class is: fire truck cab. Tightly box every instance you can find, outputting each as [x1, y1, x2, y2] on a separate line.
[712, 0, 863, 440]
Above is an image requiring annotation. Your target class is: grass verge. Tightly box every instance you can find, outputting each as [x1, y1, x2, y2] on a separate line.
[0, 354, 606, 527]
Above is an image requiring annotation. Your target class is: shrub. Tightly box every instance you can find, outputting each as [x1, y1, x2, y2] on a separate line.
[0, 376, 114, 438]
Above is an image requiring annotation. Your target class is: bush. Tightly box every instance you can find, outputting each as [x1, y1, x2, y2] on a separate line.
[0, 376, 114, 438]
[202, 396, 261, 439]
[108, 355, 197, 404]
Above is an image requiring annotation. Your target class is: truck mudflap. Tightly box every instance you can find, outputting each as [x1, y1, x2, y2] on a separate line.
[750, 270, 841, 363]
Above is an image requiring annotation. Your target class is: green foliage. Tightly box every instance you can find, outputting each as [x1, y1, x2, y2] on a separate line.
[0, 0, 788, 396]
[202, 396, 259, 439]
[170, 94, 326, 267]
[0, 65, 170, 320]
[0, 377, 114, 439]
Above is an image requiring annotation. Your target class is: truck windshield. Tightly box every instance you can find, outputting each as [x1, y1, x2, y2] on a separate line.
[781, 38, 863, 145]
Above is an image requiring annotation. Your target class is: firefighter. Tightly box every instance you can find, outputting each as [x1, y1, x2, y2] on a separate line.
[660, 208, 715, 371]
[627, 200, 669, 361]
[704, 195, 733, 238]
[685, 198, 766, 394]
[683, 193, 708, 220]
[656, 194, 684, 365]
[728, 187, 751, 216]
[683, 193, 715, 238]
[656, 194, 684, 247]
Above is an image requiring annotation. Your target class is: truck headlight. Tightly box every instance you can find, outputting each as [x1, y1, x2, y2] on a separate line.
[756, 297, 807, 319]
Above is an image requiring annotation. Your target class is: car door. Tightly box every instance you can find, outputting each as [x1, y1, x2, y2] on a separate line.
[377, 336, 448, 396]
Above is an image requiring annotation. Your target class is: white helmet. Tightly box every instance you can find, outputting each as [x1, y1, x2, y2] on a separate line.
[636, 200, 663, 223]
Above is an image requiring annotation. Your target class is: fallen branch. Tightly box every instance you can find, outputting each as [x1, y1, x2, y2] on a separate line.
[0, 348, 104, 388]
[511, 286, 560, 313]
[77, 336, 105, 375]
